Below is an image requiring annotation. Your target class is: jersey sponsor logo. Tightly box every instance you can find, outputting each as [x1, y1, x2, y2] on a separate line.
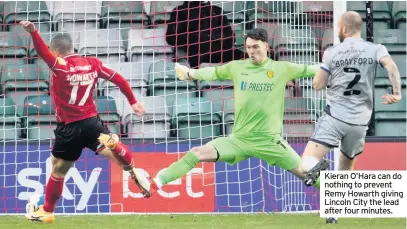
[110, 152, 215, 212]
[267, 71, 273, 78]
[67, 71, 98, 82]
[240, 81, 274, 92]
[69, 65, 92, 72]
[74, 65, 92, 71]
[335, 58, 374, 67]
[17, 156, 105, 212]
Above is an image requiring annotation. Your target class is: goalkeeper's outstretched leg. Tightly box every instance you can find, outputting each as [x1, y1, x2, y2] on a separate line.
[147, 144, 220, 196]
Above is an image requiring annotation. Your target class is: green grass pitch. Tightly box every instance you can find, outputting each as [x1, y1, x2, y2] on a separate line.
[0, 214, 405, 229]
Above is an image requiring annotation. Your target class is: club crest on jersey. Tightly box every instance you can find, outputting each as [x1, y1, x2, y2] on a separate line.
[57, 57, 66, 66]
[267, 71, 273, 78]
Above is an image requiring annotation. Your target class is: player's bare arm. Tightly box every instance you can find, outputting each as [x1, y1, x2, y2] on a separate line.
[379, 56, 402, 104]
[20, 21, 57, 67]
[313, 69, 329, 91]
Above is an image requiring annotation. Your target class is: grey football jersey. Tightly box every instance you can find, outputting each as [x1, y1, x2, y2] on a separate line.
[321, 37, 390, 125]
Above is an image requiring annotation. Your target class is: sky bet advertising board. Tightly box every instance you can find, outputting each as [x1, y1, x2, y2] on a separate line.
[0, 142, 405, 214]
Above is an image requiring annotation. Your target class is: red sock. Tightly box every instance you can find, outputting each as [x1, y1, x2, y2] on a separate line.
[112, 143, 133, 169]
[43, 174, 64, 213]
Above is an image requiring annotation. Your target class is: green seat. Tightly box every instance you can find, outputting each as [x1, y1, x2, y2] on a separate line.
[392, 1, 406, 29]
[374, 29, 406, 53]
[172, 97, 222, 139]
[8, 22, 51, 51]
[375, 77, 407, 87]
[374, 112, 406, 137]
[376, 55, 406, 79]
[273, 25, 319, 58]
[374, 29, 406, 79]
[1, 64, 49, 90]
[96, 96, 120, 134]
[0, 96, 22, 139]
[0, 58, 28, 69]
[348, 1, 391, 19]
[0, 32, 27, 57]
[101, 1, 148, 27]
[247, 1, 298, 23]
[1, 63, 49, 116]
[148, 60, 197, 114]
[23, 95, 56, 139]
[348, 1, 391, 31]
[231, 23, 246, 49]
[77, 29, 126, 56]
[3, 1, 50, 24]
[321, 28, 334, 51]
[149, 2, 184, 25]
[283, 97, 315, 137]
[374, 86, 406, 137]
[211, 1, 246, 22]
[301, 86, 326, 121]
[284, 97, 313, 120]
[278, 54, 319, 64]
[222, 99, 235, 135]
[125, 96, 171, 139]
[374, 29, 407, 78]
[374, 87, 406, 113]
[200, 80, 234, 110]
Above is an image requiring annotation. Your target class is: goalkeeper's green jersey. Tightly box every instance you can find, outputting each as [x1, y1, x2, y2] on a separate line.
[194, 58, 319, 139]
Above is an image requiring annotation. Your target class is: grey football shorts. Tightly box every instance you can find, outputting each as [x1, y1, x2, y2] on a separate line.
[310, 113, 368, 159]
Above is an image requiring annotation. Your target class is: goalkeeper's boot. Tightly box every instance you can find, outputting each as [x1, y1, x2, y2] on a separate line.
[98, 133, 119, 150]
[25, 206, 55, 223]
[326, 217, 338, 224]
[129, 167, 151, 198]
[304, 159, 330, 186]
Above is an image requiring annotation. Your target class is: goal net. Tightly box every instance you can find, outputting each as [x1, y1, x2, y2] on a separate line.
[0, 1, 336, 214]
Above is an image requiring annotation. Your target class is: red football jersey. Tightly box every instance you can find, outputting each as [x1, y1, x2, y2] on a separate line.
[50, 54, 114, 123]
[30, 31, 137, 124]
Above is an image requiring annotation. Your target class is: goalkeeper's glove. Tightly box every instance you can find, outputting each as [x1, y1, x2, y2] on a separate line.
[174, 63, 196, 81]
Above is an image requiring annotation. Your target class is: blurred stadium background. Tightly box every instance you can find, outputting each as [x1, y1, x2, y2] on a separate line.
[0, 1, 405, 227]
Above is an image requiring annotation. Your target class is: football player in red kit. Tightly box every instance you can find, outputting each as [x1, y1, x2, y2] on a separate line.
[20, 21, 150, 223]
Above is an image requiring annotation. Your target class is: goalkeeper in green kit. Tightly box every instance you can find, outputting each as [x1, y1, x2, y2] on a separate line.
[139, 28, 322, 197]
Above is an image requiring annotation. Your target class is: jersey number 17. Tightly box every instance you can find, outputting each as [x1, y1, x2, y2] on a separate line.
[68, 79, 95, 106]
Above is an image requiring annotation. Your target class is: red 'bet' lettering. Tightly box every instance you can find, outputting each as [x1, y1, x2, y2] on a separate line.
[110, 152, 215, 212]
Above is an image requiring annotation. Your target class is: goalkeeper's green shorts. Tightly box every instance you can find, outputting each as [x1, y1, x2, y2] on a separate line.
[208, 134, 301, 171]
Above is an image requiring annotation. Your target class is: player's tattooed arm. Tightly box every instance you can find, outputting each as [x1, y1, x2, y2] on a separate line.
[380, 56, 402, 104]
[388, 66, 402, 97]
[380, 56, 402, 96]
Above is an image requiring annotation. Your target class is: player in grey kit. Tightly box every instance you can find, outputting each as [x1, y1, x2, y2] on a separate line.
[298, 11, 402, 223]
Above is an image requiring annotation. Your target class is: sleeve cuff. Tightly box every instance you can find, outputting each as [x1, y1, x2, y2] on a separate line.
[129, 98, 138, 106]
[320, 66, 330, 73]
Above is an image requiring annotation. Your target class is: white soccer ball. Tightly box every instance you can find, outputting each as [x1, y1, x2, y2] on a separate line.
[26, 194, 45, 214]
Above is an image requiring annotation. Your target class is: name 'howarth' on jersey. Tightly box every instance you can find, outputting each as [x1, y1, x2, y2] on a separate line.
[67, 71, 98, 82]
[335, 57, 374, 67]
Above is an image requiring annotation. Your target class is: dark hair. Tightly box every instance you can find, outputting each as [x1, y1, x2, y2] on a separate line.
[50, 33, 73, 55]
[245, 28, 268, 42]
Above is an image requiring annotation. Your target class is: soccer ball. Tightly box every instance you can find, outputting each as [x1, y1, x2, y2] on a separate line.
[26, 194, 45, 214]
